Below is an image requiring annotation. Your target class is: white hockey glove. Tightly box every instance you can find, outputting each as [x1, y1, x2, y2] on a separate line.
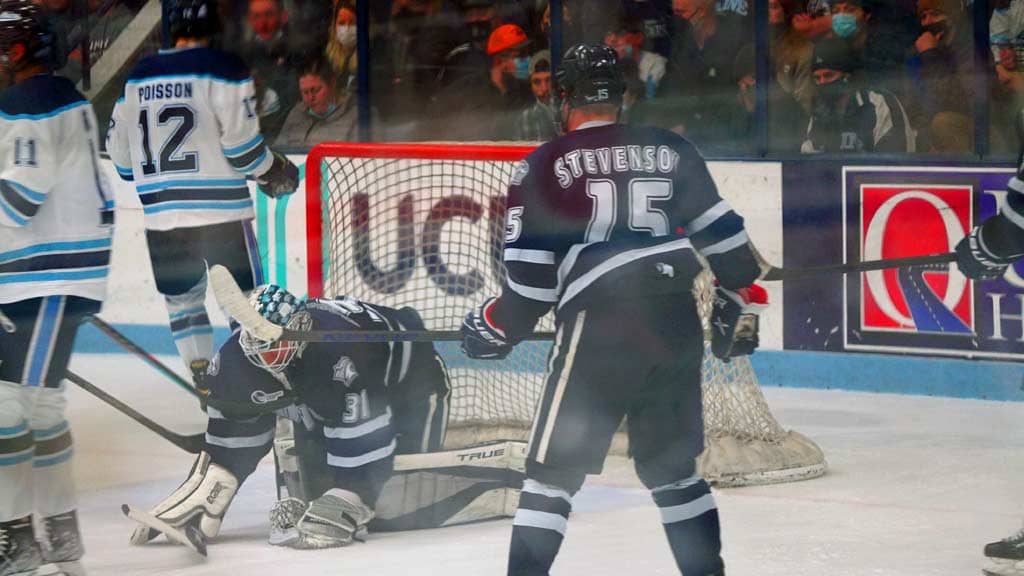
[129, 452, 239, 546]
[710, 283, 769, 361]
[256, 150, 299, 198]
[955, 226, 1012, 280]
[290, 489, 374, 549]
[461, 297, 513, 360]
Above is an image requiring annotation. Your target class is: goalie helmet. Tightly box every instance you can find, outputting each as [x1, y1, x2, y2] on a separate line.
[555, 43, 625, 110]
[0, 0, 53, 77]
[168, 0, 221, 41]
[239, 284, 312, 374]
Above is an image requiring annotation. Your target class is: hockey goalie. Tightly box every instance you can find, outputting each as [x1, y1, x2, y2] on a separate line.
[126, 284, 523, 551]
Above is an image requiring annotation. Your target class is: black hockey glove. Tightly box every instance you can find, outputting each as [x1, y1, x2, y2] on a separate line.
[257, 150, 300, 198]
[955, 226, 1011, 280]
[461, 298, 513, 360]
[710, 283, 768, 361]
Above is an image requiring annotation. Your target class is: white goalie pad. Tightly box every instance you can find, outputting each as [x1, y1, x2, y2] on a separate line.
[370, 441, 527, 532]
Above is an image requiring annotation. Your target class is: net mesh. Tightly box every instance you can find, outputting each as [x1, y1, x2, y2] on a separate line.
[311, 144, 826, 486]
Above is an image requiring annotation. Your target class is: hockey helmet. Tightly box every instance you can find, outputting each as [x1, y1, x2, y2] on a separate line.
[555, 43, 625, 109]
[168, 0, 221, 41]
[239, 284, 312, 374]
[0, 0, 53, 76]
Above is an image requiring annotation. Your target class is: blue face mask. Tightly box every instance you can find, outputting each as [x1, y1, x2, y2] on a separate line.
[831, 13, 859, 38]
[514, 57, 530, 80]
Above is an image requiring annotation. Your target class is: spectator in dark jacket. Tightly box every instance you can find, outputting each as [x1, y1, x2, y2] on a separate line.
[910, 0, 975, 151]
[730, 43, 808, 152]
[802, 37, 917, 153]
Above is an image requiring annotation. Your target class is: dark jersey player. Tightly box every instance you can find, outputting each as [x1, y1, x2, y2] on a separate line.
[127, 285, 450, 551]
[461, 44, 768, 576]
[956, 112, 1024, 576]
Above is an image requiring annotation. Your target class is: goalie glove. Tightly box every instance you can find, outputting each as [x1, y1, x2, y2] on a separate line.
[290, 489, 374, 549]
[461, 297, 513, 360]
[256, 150, 299, 198]
[129, 452, 239, 546]
[710, 283, 768, 361]
[955, 226, 1013, 280]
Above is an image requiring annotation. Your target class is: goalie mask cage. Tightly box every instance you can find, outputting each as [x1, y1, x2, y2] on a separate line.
[305, 142, 826, 487]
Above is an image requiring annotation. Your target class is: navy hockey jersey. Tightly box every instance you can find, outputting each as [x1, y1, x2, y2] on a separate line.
[106, 46, 274, 230]
[204, 299, 446, 475]
[0, 75, 113, 303]
[491, 121, 762, 337]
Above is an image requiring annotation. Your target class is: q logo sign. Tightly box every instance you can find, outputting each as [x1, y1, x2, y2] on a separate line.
[858, 185, 973, 334]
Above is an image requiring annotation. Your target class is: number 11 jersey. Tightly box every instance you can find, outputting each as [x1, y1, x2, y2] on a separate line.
[106, 45, 274, 231]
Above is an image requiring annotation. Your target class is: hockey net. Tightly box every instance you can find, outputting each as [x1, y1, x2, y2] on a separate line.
[305, 142, 826, 487]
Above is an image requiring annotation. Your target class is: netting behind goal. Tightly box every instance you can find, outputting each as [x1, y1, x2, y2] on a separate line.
[305, 142, 826, 487]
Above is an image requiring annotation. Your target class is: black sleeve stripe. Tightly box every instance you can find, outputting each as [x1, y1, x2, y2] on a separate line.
[506, 261, 558, 289]
[227, 145, 268, 171]
[0, 180, 41, 219]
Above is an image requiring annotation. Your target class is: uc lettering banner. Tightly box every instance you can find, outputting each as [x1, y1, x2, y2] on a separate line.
[784, 161, 1024, 360]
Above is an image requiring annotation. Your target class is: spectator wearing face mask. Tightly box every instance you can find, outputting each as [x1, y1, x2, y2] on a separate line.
[325, 1, 358, 83]
[418, 23, 533, 141]
[516, 50, 558, 141]
[830, 0, 918, 95]
[801, 37, 916, 154]
[276, 59, 374, 146]
[604, 17, 668, 100]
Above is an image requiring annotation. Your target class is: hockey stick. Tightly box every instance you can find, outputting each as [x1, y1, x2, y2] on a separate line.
[83, 316, 202, 399]
[761, 252, 957, 282]
[65, 370, 204, 454]
[209, 265, 557, 343]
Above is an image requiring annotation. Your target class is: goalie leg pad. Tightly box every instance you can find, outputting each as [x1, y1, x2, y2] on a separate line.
[129, 452, 238, 545]
[292, 489, 374, 549]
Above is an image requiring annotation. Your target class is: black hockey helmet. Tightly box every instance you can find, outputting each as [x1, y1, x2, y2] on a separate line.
[0, 0, 53, 74]
[555, 43, 625, 109]
[168, 0, 221, 41]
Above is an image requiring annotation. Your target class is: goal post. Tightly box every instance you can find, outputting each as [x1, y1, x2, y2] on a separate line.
[304, 142, 826, 487]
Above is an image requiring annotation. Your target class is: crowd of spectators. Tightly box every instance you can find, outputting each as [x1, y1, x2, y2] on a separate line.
[41, 0, 1024, 156]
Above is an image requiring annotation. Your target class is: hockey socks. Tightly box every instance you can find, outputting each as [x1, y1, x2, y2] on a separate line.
[652, 475, 725, 576]
[507, 479, 573, 576]
[164, 279, 214, 370]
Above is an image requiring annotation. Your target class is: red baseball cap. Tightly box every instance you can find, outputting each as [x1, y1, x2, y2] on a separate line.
[487, 24, 530, 56]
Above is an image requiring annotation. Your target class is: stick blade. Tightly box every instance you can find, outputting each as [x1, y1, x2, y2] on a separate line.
[208, 265, 282, 341]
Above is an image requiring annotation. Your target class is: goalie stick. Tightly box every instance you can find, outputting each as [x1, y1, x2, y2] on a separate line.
[83, 316, 202, 399]
[209, 265, 557, 343]
[65, 371, 204, 454]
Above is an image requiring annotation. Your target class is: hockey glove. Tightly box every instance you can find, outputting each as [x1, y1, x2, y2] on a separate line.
[129, 451, 239, 545]
[256, 150, 300, 198]
[710, 283, 769, 361]
[955, 226, 1012, 280]
[291, 489, 374, 549]
[461, 297, 514, 360]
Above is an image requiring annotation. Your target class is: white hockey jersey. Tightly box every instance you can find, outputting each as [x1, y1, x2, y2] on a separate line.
[0, 74, 114, 304]
[106, 45, 274, 231]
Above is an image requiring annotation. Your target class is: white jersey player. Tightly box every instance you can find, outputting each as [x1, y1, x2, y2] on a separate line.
[0, 2, 114, 574]
[106, 0, 298, 381]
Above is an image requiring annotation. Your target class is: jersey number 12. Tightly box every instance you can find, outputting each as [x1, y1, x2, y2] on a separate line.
[138, 106, 198, 175]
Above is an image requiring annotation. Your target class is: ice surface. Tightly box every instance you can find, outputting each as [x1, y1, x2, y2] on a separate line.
[66, 354, 1024, 575]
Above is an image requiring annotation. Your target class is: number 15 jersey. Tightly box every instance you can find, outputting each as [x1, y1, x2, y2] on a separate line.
[490, 121, 763, 337]
[106, 46, 274, 231]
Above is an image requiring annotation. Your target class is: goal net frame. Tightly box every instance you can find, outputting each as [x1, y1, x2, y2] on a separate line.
[304, 142, 826, 487]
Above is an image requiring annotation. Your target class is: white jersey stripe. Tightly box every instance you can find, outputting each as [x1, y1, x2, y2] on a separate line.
[522, 479, 573, 503]
[326, 438, 397, 468]
[205, 428, 275, 449]
[535, 311, 586, 464]
[507, 277, 559, 302]
[658, 493, 717, 525]
[683, 200, 730, 235]
[323, 408, 393, 439]
[557, 238, 693, 311]
[513, 509, 569, 535]
[699, 231, 749, 256]
[505, 248, 557, 264]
